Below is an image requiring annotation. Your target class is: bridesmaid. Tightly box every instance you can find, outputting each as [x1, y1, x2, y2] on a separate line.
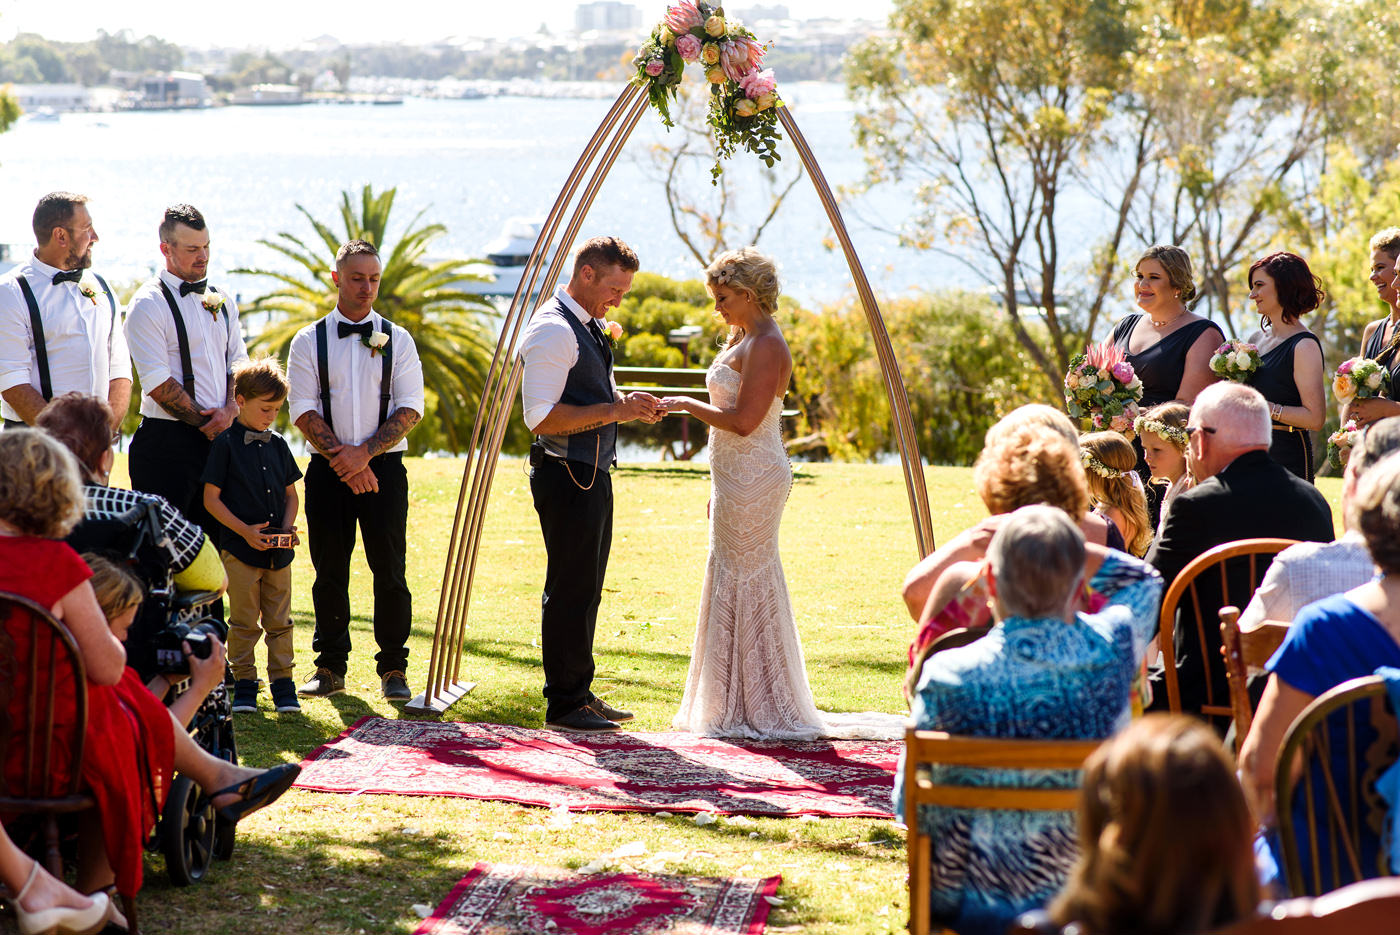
[1242, 252, 1325, 481]
[1348, 228, 1400, 428]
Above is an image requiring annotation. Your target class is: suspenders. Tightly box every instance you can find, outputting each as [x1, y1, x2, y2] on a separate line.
[314, 315, 395, 437]
[158, 281, 231, 403]
[16, 273, 119, 402]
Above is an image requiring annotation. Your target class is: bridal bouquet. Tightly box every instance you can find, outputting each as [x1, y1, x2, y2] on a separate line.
[632, 2, 783, 179]
[1332, 357, 1389, 407]
[1325, 419, 1361, 471]
[1064, 338, 1144, 439]
[1209, 340, 1261, 383]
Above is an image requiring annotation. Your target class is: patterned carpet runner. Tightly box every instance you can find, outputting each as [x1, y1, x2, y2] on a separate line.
[295, 716, 899, 818]
[413, 863, 781, 935]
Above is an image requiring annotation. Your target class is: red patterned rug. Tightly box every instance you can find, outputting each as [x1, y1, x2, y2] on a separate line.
[295, 716, 898, 817]
[413, 863, 780, 935]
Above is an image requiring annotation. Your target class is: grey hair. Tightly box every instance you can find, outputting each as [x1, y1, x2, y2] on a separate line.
[1191, 382, 1270, 449]
[1344, 419, 1400, 530]
[987, 504, 1086, 619]
[985, 404, 1079, 447]
[1353, 452, 1400, 575]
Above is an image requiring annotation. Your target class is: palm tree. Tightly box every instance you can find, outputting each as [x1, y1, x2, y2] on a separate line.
[234, 184, 497, 454]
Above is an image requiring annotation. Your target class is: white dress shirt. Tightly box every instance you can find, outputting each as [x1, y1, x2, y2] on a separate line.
[0, 255, 131, 422]
[287, 308, 425, 451]
[1238, 531, 1377, 629]
[125, 269, 248, 419]
[517, 287, 617, 431]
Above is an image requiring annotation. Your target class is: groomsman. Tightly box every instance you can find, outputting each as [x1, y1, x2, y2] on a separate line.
[125, 204, 248, 528]
[0, 192, 129, 429]
[518, 236, 660, 732]
[287, 239, 424, 701]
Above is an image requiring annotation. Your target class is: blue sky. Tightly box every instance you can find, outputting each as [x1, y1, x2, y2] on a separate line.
[0, 1, 891, 48]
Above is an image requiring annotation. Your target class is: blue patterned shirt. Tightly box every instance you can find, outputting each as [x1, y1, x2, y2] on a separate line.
[895, 551, 1162, 935]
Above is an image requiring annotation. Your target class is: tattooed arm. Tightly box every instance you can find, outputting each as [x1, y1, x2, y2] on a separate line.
[199, 373, 238, 439]
[325, 407, 421, 480]
[295, 410, 379, 493]
[149, 377, 210, 427]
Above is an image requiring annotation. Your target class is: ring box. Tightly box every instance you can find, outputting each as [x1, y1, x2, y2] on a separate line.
[264, 527, 295, 549]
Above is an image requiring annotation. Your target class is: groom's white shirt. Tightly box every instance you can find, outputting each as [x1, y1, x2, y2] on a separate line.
[518, 286, 617, 431]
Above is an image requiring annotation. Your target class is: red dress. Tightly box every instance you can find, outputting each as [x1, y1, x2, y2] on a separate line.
[0, 536, 174, 899]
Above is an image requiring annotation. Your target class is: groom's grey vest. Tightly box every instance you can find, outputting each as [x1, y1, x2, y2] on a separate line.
[536, 301, 617, 470]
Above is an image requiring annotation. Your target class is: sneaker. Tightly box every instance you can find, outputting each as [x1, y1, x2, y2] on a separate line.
[298, 667, 345, 697]
[587, 697, 634, 722]
[231, 679, 259, 713]
[381, 670, 411, 701]
[546, 705, 622, 732]
[270, 677, 301, 713]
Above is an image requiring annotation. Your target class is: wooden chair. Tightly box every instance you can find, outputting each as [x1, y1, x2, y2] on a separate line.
[1275, 675, 1399, 897]
[903, 726, 1100, 935]
[1219, 605, 1291, 753]
[1159, 538, 1297, 719]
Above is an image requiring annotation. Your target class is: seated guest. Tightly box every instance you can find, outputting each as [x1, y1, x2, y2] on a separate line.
[898, 505, 1163, 935]
[901, 405, 1118, 620]
[0, 429, 298, 904]
[1238, 417, 1400, 628]
[1146, 382, 1333, 718]
[0, 823, 110, 935]
[1237, 451, 1400, 885]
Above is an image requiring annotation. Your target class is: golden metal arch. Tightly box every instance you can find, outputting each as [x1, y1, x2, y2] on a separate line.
[406, 86, 934, 716]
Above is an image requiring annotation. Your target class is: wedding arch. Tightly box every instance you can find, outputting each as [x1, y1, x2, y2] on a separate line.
[407, 8, 934, 715]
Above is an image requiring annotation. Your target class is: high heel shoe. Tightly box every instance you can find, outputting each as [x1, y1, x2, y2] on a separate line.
[12, 861, 111, 935]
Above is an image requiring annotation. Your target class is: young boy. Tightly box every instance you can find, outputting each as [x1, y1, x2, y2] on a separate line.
[202, 357, 304, 714]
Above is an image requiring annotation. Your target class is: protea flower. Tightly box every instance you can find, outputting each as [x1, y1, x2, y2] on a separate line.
[1084, 338, 1127, 372]
[665, 1, 703, 33]
[720, 36, 765, 81]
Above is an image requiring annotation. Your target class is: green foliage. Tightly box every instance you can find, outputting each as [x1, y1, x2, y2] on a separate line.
[0, 29, 181, 85]
[232, 185, 502, 456]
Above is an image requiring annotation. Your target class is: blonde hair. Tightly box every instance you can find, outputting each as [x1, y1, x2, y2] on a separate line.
[974, 424, 1090, 522]
[1352, 452, 1400, 574]
[0, 429, 84, 538]
[1080, 432, 1151, 556]
[1135, 402, 1189, 453]
[1136, 245, 1197, 303]
[1052, 715, 1259, 935]
[1369, 227, 1400, 260]
[706, 247, 780, 347]
[985, 404, 1079, 447]
[82, 553, 143, 622]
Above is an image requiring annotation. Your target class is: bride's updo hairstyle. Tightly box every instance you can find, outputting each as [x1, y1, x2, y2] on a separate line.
[706, 247, 780, 346]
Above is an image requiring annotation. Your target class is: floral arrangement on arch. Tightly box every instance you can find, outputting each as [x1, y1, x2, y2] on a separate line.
[1064, 338, 1144, 439]
[632, 1, 782, 180]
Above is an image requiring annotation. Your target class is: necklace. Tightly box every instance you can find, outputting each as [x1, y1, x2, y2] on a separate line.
[1150, 309, 1187, 328]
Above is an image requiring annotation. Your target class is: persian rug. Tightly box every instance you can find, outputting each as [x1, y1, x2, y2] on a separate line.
[296, 716, 898, 818]
[413, 863, 780, 935]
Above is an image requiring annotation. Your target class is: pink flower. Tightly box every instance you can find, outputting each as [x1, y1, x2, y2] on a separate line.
[1083, 337, 1126, 371]
[645, 58, 665, 77]
[1110, 361, 1134, 384]
[739, 68, 776, 99]
[1217, 342, 1232, 354]
[720, 39, 759, 82]
[664, 1, 702, 32]
[606, 320, 624, 341]
[676, 34, 701, 62]
[1110, 412, 1132, 434]
[1339, 358, 1356, 375]
[1092, 411, 1106, 429]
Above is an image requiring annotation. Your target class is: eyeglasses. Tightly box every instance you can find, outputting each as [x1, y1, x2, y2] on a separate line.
[1184, 425, 1217, 437]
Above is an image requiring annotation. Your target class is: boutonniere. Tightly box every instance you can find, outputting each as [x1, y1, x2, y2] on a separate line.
[362, 331, 390, 356]
[602, 320, 623, 346]
[201, 290, 225, 319]
[77, 281, 98, 306]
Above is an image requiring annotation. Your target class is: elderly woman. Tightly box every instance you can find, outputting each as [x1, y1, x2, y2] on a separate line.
[897, 505, 1163, 935]
[1238, 450, 1400, 889]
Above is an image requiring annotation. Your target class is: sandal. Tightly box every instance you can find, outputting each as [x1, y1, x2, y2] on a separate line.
[13, 860, 111, 935]
[212, 762, 302, 823]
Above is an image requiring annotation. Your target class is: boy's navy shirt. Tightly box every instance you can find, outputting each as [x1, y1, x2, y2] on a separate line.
[201, 418, 303, 570]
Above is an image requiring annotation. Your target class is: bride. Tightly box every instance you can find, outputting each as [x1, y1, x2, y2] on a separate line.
[660, 248, 900, 741]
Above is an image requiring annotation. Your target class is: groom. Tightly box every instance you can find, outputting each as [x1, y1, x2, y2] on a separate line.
[518, 236, 661, 732]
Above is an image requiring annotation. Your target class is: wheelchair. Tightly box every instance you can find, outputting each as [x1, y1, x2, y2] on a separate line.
[70, 494, 239, 886]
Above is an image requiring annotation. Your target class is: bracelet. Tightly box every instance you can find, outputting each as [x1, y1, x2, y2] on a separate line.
[1270, 402, 1283, 421]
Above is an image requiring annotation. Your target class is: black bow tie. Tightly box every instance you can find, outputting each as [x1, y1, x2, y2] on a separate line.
[243, 430, 272, 445]
[52, 269, 82, 285]
[338, 321, 373, 340]
[180, 279, 208, 296]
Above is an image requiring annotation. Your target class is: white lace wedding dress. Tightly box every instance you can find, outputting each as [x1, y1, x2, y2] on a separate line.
[671, 358, 903, 741]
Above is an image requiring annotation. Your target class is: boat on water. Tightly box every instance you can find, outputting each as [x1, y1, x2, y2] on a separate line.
[453, 217, 565, 298]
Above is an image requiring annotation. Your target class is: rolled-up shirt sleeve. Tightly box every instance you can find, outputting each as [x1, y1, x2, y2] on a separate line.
[124, 292, 174, 390]
[223, 295, 249, 371]
[0, 281, 33, 392]
[286, 327, 318, 425]
[108, 305, 131, 382]
[391, 325, 425, 416]
[518, 317, 577, 432]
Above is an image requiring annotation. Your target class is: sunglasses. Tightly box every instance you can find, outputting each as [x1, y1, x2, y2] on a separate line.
[1184, 425, 1216, 437]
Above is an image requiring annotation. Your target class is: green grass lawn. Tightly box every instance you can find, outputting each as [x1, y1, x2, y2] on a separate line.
[113, 456, 1344, 934]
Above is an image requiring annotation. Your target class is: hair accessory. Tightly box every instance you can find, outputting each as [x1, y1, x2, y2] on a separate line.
[1080, 449, 1126, 479]
[1133, 415, 1188, 447]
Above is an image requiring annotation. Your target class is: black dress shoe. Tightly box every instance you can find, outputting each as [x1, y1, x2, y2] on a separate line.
[588, 697, 634, 722]
[546, 705, 622, 732]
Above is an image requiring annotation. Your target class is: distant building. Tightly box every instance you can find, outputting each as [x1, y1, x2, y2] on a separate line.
[231, 84, 305, 106]
[574, 1, 641, 33]
[140, 71, 209, 107]
[7, 84, 89, 113]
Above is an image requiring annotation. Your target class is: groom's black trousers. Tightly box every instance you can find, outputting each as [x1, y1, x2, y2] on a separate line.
[531, 455, 613, 722]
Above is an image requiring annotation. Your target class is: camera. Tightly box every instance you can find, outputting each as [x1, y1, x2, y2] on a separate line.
[264, 527, 294, 549]
[151, 619, 224, 677]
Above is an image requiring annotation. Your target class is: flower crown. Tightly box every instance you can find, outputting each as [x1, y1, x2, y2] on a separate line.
[1081, 449, 1127, 479]
[1132, 415, 1189, 448]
